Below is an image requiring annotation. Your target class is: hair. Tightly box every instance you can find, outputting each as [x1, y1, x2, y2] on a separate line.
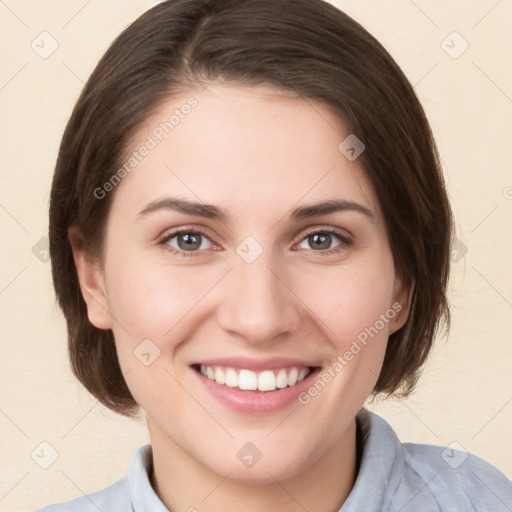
[49, 0, 452, 418]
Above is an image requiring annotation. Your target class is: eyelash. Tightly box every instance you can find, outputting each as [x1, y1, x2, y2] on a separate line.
[157, 226, 353, 258]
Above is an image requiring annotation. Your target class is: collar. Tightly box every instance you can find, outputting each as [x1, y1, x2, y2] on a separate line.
[340, 408, 404, 511]
[129, 442, 169, 511]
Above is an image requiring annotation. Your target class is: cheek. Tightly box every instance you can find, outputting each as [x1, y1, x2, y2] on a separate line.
[103, 253, 222, 353]
[301, 254, 397, 348]
[105, 241, 397, 350]
[102, 258, 207, 410]
[293, 260, 397, 419]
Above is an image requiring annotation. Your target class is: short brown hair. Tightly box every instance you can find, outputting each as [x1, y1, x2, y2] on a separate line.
[49, 0, 452, 417]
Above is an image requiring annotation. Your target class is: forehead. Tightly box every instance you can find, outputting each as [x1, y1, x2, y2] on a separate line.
[112, 83, 381, 222]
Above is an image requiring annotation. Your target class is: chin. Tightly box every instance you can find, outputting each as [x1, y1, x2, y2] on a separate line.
[201, 440, 316, 485]
[218, 458, 305, 485]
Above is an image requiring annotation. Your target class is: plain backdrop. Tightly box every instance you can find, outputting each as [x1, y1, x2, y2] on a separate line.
[1, 0, 511, 510]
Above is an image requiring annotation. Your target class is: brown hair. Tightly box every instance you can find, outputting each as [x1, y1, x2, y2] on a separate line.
[49, 0, 452, 417]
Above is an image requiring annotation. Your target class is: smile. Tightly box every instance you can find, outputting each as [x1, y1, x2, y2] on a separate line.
[198, 365, 312, 391]
[191, 359, 322, 414]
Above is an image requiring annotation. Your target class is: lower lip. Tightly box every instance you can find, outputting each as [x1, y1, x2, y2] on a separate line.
[192, 367, 320, 415]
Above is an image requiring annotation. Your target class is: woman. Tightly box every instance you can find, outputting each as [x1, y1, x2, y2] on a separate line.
[37, 0, 512, 510]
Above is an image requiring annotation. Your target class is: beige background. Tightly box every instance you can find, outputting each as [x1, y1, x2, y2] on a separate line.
[1, 0, 511, 510]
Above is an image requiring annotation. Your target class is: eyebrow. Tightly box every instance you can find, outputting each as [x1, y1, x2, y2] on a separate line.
[136, 197, 373, 223]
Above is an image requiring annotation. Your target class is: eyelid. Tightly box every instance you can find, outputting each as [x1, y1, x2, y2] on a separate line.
[157, 224, 354, 257]
[297, 225, 353, 243]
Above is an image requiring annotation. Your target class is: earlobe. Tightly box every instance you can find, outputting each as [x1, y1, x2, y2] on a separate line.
[68, 225, 112, 330]
[389, 277, 414, 335]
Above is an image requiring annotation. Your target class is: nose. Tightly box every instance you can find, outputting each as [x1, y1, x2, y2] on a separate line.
[216, 251, 301, 346]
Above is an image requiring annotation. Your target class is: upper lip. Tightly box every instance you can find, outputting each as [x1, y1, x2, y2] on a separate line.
[191, 357, 319, 372]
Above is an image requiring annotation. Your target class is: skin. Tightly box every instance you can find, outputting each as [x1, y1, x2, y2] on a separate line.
[71, 83, 411, 512]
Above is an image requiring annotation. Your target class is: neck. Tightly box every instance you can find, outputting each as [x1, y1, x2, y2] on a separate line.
[147, 417, 359, 512]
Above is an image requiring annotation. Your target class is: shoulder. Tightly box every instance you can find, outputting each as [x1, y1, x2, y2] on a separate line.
[352, 409, 512, 512]
[33, 476, 129, 512]
[32, 444, 162, 512]
[398, 441, 512, 511]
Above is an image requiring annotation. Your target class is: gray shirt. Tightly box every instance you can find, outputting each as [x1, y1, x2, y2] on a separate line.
[35, 409, 512, 511]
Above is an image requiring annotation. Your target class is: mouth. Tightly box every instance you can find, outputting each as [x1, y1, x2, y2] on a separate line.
[190, 356, 323, 414]
[191, 363, 318, 392]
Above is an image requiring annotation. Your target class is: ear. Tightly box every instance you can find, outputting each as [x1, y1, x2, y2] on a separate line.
[68, 225, 113, 330]
[388, 275, 414, 335]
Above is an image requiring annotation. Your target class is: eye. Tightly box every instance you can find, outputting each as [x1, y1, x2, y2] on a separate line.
[159, 228, 214, 257]
[158, 226, 353, 257]
[295, 228, 352, 255]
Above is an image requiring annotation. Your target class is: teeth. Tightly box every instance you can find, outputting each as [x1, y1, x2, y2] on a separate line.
[198, 365, 311, 392]
[225, 368, 238, 387]
[287, 368, 298, 386]
[239, 369, 257, 390]
[298, 367, 308, 382]
[258, 370, 276, 391]
[214, 367, 225, 385]
[276, 369, 288, 388]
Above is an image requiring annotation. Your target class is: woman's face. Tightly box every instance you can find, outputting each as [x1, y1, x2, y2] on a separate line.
[78, 83, 408, 482]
